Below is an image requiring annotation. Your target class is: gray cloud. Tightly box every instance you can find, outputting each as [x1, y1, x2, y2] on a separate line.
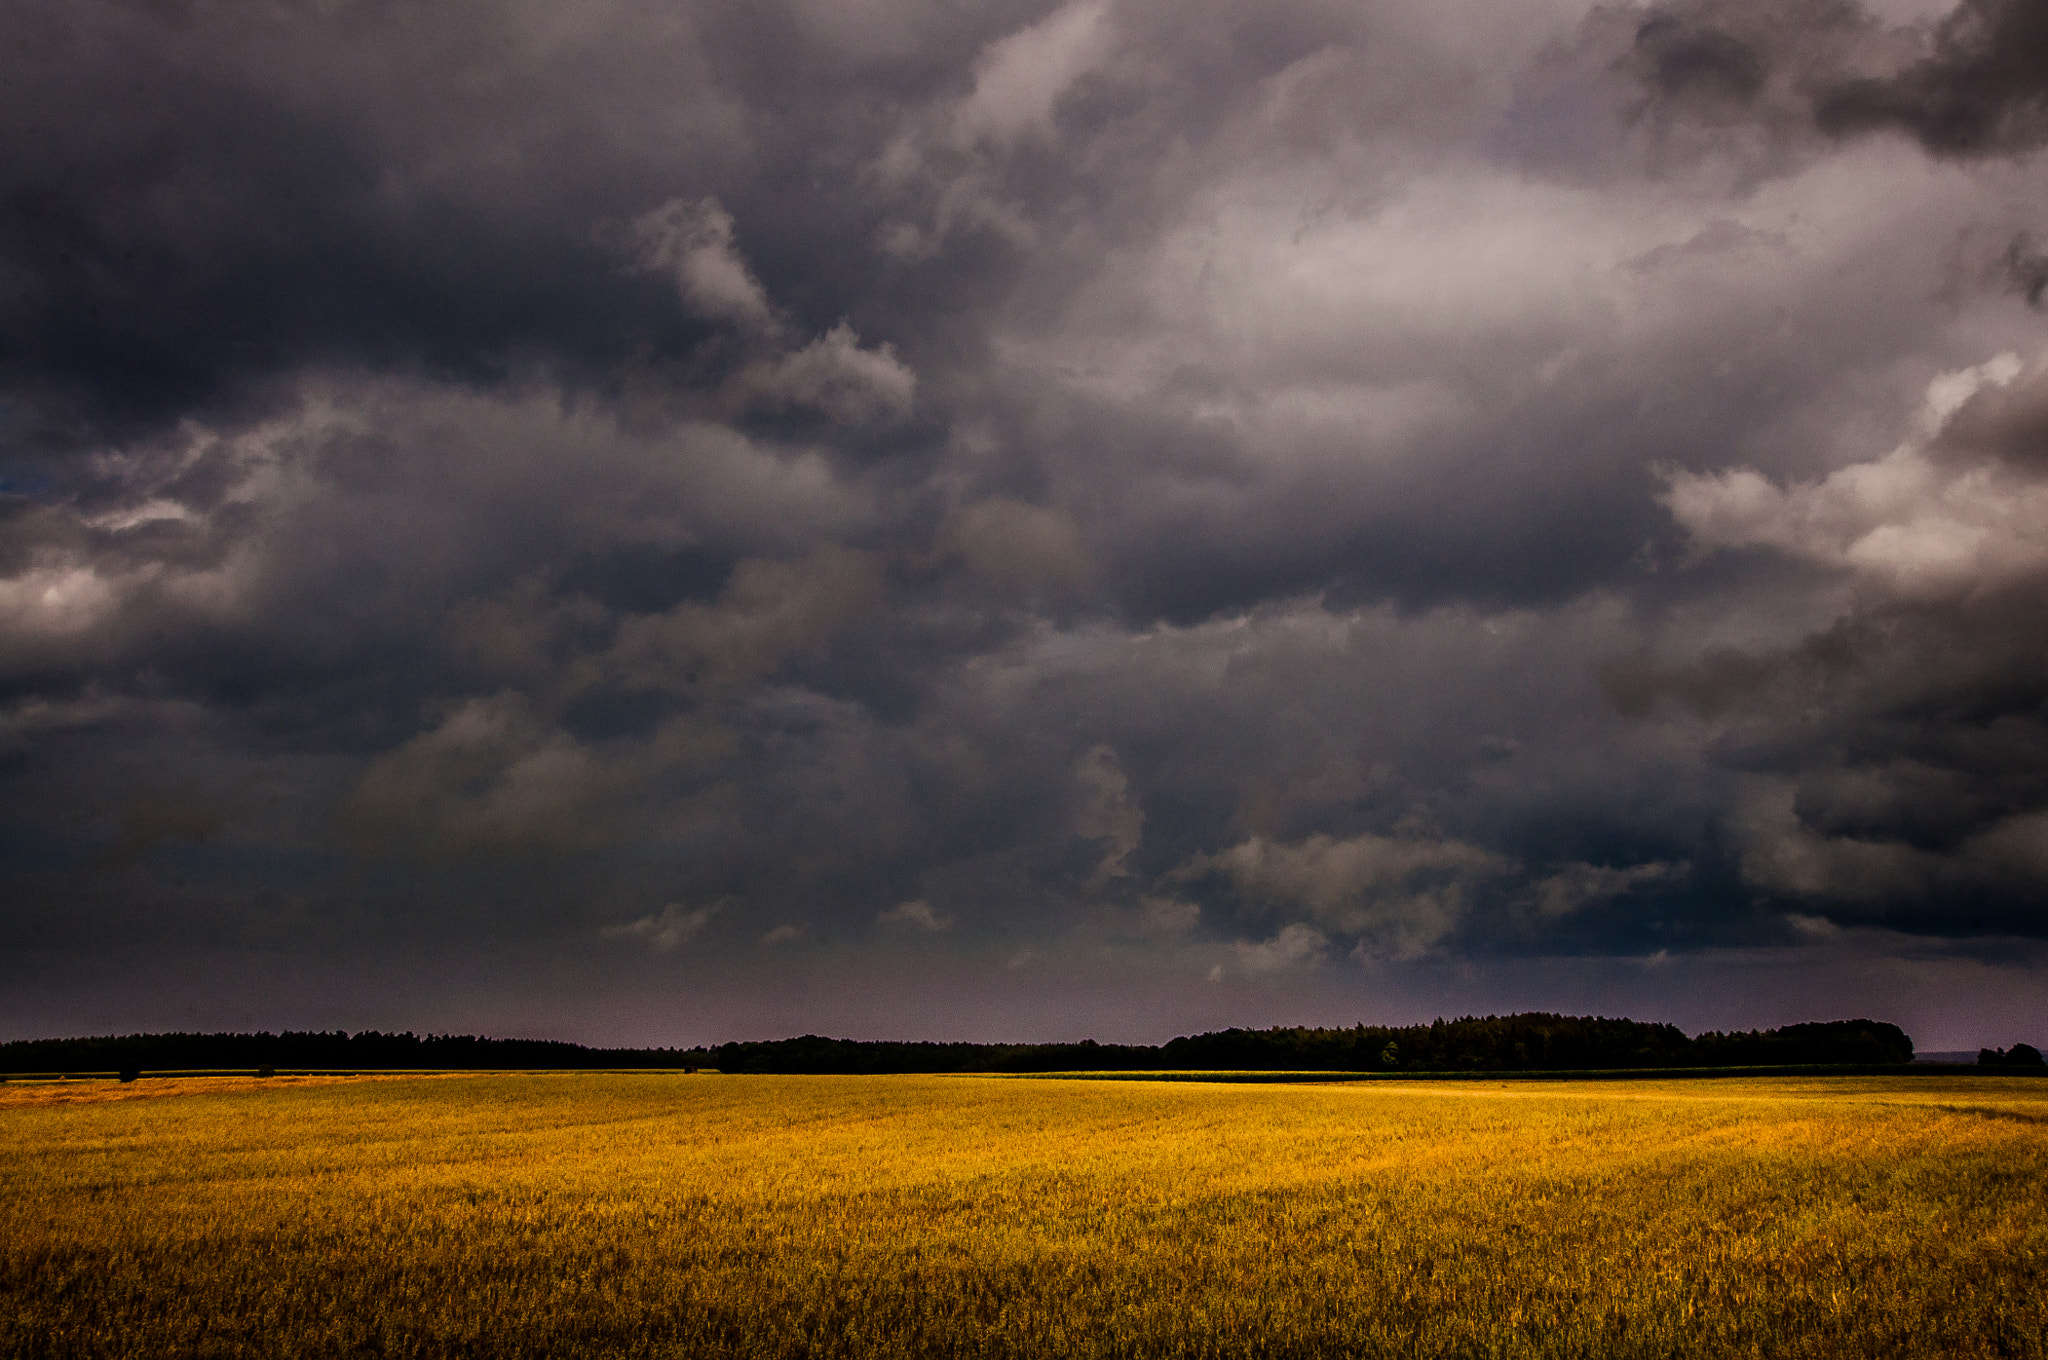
[1998, 231, 2048, 307]
[1197, 828, 1512, 960]
[623, 199, 779, 330]
[1815, 0, 2048, 156]
[878, 899, 952, 931]
[1613, 0, 2048, 162]
[604, 902, 721, 953]
[1620, 353, 2048, 934]
[4, 0, 2047, 1045]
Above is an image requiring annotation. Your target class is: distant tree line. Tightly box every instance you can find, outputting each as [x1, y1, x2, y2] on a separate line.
[1979, 1043, 2046, 1067]
[669, 1016, 1917, 1073]
[0, 1014, 1924, 1075]
[0, 1031, 661, 1074]
[1145, 1016, 1918, 1073]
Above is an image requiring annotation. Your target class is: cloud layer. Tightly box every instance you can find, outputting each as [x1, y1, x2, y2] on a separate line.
[3, 0, 2045, 1047]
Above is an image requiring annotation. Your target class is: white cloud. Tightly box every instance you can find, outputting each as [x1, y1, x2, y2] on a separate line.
[1204, 829, 1510, 958]
[729, 322, 916, 423]
[1232, 922, 1328, 974]
[1072, 744, 1143, 886]
[1663, 352, 2048, 600]
[343, 694, 631, 856]
[938, 498, 1094, 590]
[605, 546, 885, 698]
[1785, 912, 1842, 941]
[1727, 778, 1943, 905]
[602, 902, 719, 953]
[83, 498, 198, 532]
[618, 204, 916, 423]
[878, 898, 950, 930]
[1137, 894, 1200, 936]
[953, 1, 1111, 150]
[0, 566, 123, 637]
[1532, 860, 1686, 919]
[622, 197, 774, 327]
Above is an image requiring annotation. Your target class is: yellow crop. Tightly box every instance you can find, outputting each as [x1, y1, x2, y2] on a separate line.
[3, 1072, 2043, 1357]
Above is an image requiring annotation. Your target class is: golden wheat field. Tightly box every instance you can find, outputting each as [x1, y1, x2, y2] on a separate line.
[2, 1071, 2044, 1359]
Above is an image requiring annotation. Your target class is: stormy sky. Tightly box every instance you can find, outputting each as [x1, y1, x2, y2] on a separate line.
[6, 0, 2048, 1049]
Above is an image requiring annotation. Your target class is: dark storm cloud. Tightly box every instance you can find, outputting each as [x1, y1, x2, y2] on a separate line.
[1622, 0, 1859, 131]
[1604, 593, 2048, 918]
[1814, 0, 2048, 156]
[1615, 0, 2048, 160]
[1994, 230, 2048, 306]
[0, 0, 988, 452]
[3, 3, 676, 438]
[5, 0, 2048, 1044]
[1624, 353, 2048, 936]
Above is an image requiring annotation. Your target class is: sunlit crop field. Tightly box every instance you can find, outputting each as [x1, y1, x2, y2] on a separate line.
[3, 1072, 2044, 1358]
